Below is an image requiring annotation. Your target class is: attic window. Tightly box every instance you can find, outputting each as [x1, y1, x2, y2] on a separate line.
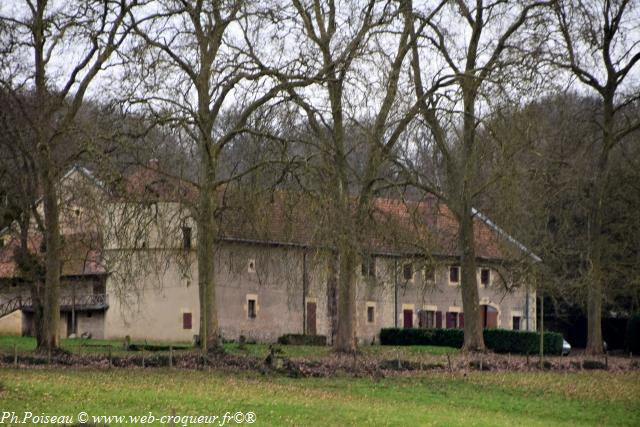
[480, 268, 490, 287]
[361, 256, 375, 278]
[74, 208, 81, 217]
[403, 263, 413, 281]
[182, 226, 192, 250]
[449, 266, 460, 284]
[425, 266, 435, 282]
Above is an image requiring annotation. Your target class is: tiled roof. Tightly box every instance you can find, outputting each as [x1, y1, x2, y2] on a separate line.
[0, 165, 529, 279]
[0, 232, 106, 279]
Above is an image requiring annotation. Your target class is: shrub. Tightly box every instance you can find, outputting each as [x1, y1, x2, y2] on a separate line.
[625, 314, 640, 354]
[582, 360, 607, 370]
[379, 327, 563, 355]
[277, 334, 327, 346]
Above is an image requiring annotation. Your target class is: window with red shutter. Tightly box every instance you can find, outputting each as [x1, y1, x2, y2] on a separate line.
[435, 311, 443, 328]
[183, 312, 192, 330]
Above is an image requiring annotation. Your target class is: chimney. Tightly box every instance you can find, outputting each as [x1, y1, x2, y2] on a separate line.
[148, 158, 160, 170]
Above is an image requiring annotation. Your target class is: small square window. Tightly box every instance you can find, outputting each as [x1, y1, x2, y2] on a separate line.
[425, 266, 435, 282]
[367, 306, 375, 323]
[361, 256, 376, 278]
[480, 268, 490, 287]
[403, 263, 413, 281]
[248, 299, 257, 319]
[449, 266, 460, 284]
[183, 312, 192, 329]
[248, 259, 256, 273]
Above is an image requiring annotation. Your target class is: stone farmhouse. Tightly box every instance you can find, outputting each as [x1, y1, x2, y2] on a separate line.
[0, 164, 539, 344]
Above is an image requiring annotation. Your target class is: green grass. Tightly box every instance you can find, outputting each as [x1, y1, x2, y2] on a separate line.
[0, 368, 638, 426]
[0, 335, 457, 360]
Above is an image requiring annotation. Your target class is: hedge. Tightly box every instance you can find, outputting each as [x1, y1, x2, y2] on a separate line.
[626, 314, 640, 354]
[379, 328, 563, 355]
[277, 334, 327, 346]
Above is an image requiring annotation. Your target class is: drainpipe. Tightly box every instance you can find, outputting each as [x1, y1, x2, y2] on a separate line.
[394, 258, 398, 328]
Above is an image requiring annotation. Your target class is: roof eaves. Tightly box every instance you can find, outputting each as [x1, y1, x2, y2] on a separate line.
[472, 208, 542, 263]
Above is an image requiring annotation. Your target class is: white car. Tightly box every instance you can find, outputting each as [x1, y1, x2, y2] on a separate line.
[562, 339, 571, 356]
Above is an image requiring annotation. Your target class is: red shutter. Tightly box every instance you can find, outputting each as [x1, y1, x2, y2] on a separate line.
[403, 309, 413, 328]
[445, 312, 453, 329]
[183, 312, 192, 330]
[459, 313, 464, 328]
[436, 311, 442, 328]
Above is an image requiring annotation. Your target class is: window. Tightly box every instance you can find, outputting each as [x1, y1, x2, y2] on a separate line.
[424, 266, 435, 282]
[248, 259, 256, 273]
[361, 256, 376, 278]
[513, 316, 521, 331]
[86, 312, 93, 318]
[449, 266, 460, 284]
[367, 306, 375, 323]
[247, 299, 257, 319]
[480, 268, 490, 287]
[403, 263, 413, 281]
[183, 312, 192, 329]
[182, 226, 192, 250]
[418, 310, 435, 328]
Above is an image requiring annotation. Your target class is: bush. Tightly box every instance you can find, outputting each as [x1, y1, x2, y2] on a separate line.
[626, 314, 640, 354]
[379, 327, 563, 355]
[277, 334, 327, 346]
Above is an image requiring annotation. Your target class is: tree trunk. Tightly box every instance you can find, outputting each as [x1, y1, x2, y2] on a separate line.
[197, 156, 220, 354]
[585, 94, 614, 356]
[335, 246, 357, 352]
[31, 281, 45, 346]
[459, 209, 485, 351]
[326, 251, 338, 345]
[38, 163, 61, 351]
[585, 150, 610, 355]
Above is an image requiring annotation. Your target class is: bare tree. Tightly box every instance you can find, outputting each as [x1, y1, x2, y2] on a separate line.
[274, 0, 428, 352]
[0, 0, 137, 351]
[124, 0, 311, 353]
[406, 0, 551, 350]
[551, 0, 640, 354]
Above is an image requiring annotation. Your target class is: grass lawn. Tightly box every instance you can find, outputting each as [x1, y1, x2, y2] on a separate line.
[0, 368, 638, 426]
[0, 335, 457, 360]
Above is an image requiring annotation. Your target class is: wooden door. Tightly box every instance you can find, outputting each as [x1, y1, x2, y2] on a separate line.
[306, 302, 317, 335]
[403, 309, 413, 328]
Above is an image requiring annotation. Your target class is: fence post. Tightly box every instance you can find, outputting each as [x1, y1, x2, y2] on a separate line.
[169, 346, 173, 368]
[13, 343, 18, 368]
[108, 346, 112, 369]
[142, 347, 145, 368]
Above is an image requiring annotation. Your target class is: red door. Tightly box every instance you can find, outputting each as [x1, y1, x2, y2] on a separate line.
[306, 302, 317, 335]
[403, 309, 413, 328]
